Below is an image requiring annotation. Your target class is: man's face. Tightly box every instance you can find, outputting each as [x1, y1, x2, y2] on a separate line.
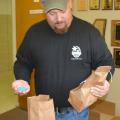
[46, 1, 73, 34]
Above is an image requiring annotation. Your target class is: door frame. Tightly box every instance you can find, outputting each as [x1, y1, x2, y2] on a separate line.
[12, 0, 16, 62]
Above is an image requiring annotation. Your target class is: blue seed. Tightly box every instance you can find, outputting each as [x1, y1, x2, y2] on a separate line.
[17, 87, 27, 92]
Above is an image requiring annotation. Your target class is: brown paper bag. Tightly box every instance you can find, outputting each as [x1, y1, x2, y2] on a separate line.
[27, 94, 55, 120]
[68, 66, 111, 112]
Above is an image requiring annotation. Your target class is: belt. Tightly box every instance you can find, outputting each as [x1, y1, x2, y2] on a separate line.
[55, 107, 73, 113]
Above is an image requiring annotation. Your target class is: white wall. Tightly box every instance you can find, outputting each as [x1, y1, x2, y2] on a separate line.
[0, 0, 18, 113]
[0, 0, 12, 15]
[0, 0, 13, 71]
[73, 0, 120, 116]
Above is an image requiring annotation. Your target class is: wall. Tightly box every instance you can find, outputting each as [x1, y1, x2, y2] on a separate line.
[73, 0, 120, 116]
[0, 0, 13, 72]
[0, 0, 12, 15]
[0, 0, 17, 113]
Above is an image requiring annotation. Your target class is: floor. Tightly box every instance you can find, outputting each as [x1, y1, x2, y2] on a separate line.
[0, 107, 27, 120]
[0, 71, 18, 114]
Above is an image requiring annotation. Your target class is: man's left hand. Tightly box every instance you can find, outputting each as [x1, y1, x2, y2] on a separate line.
[90, 80, 110, 97]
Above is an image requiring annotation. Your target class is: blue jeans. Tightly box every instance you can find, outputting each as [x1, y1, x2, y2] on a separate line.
[55, 107, 89, 120]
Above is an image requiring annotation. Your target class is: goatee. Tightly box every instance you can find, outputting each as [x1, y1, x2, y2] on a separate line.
[54, 27, 68, 34]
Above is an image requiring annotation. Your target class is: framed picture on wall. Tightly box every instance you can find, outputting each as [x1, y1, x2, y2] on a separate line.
[33, 0, 39, 2]
[93, 19, 107, 37]
[89, 0, 100, 10]
[114, 0, 120, 10]
[77, 0, 89, 11]
[111, 20, 120, 46]
[101, 0, 113, 10]
[113, 48, 120, 68]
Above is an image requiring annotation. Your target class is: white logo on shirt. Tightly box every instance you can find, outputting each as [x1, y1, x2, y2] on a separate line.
[71, 46, 82, 60]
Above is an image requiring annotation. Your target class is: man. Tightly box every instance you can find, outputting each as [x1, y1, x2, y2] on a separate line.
[12, 0, 115, 119]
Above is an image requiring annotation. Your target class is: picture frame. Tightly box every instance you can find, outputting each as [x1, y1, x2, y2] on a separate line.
[33, 0, 39, 2]
[114, 0, 120, 10]
[93, 19, 107, 37]
[89, 0, 100, 10]
[101, 0, 113, 10]
[113, 48, 120, 68]
[111, 20, 120, 46]
[77, 0, 89, 11]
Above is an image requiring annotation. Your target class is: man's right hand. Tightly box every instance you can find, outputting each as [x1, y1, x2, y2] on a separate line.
[12, 80, 30, 96]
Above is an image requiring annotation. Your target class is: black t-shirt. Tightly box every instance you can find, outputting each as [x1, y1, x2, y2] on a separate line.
[14, 16, 114, 107]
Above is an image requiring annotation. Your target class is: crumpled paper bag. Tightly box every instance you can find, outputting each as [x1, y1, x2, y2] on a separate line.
[68, 66, 111, 112]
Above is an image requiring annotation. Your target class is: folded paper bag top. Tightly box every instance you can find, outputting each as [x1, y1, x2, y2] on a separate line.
[68, 66, 111, 112]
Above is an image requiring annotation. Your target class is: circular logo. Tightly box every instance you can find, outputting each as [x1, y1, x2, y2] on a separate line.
[72, 46, 81, 58]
